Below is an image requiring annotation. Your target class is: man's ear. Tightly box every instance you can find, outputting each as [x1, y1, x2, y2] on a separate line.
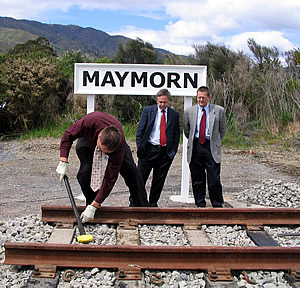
[98, 130, 102, 140]
[97, 131, 102, 147]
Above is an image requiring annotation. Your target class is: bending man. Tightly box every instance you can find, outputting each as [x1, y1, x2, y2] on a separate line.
[56, 111, 149, 222]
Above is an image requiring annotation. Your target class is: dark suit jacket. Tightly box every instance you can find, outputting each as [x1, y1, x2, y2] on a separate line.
[136, 105, 180, 159]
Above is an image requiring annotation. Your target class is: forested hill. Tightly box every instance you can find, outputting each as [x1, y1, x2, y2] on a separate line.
[0, 16, 130, 57]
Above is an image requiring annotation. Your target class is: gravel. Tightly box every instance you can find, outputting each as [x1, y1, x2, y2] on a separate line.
[0, 214, 54, 288]
[203, 224, 256, 246]
[235, 271, 292, 288]
[231, 179, 300, 208]
[1, 136, 300, 288]
[264, 225, 300, 246]
[1, 177, 299, 287]
[139, 224, 189, 246]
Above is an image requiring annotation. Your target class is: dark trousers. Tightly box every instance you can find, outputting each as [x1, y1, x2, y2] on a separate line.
[138, 143, 173, 207]
[76, 138, 149, 207]
[189, 138, 223, 207]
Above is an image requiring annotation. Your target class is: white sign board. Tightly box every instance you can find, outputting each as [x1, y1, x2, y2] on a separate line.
[74, 63, 206, 96]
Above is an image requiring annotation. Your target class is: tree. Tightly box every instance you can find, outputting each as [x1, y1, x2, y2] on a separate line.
[247, 38, 281, 72]
[285, 48, 300, 69]
[164, 52, 191, 65]
[105, 38, 158, 123]
[95, 56, 113, 63]
[57, 50, 88, 79]
[192, 42, 241, 80]
[294, 49, 300, 65]
[0, 56, 62, 133]
[190, 39, 299, 134]
[7, 37, 56, 57]
[114, 38, 158, 64]
[0, 38, 67, 134]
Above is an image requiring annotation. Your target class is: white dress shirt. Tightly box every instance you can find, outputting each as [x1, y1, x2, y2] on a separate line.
[149, 106, 168, 145]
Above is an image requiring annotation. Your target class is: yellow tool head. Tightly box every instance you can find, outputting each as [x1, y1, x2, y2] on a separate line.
[77, 234, 94, 243]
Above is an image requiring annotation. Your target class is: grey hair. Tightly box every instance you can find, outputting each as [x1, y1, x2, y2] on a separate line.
[156, 88, 171, 99]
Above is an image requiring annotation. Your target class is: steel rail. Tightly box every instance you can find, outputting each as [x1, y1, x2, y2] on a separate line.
[41, 206, 300, 225]
[4, 242, 300, 271]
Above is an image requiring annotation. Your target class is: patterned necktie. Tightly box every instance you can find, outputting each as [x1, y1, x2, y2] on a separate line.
[90, 147, 102, 191]
[199, 108, 206, 144]
[160, 110, 167, 146]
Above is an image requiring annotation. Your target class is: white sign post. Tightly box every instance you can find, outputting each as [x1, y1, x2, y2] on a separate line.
[170, 95, 195, 203]
[74, 63, 207, 203]
[86, 94, 95, 114]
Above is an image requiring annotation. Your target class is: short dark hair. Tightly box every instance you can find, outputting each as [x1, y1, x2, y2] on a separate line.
[156, 88, 171, 99]
[100, 126, 122, 151]
[197, 86, 210, 96]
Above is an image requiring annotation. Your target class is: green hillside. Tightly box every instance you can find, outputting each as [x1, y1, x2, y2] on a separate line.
[0, 16, 129, 57]
[0, 27, 38, 53]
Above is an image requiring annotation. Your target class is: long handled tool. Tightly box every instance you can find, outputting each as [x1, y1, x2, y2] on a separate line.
[63, 175, 94, 243]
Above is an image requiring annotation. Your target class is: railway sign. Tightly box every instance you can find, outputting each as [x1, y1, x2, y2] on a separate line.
[74, 63, 206, 96]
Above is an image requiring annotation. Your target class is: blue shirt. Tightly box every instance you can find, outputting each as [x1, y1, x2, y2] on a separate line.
[195, 103, 210, 139]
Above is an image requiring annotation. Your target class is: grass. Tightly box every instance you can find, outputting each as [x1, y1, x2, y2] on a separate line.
[222, 129, 252, 149]
[16, 116, 300, 154]
[122, 122, 139, 141]
[18, 122, 265, 151]
[20, 116, 74, 140]
[222, 123, 300, 153]
[19, 116, 140, 140]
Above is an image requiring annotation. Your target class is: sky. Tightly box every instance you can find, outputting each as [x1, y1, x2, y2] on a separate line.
[1, 0, 300, 58]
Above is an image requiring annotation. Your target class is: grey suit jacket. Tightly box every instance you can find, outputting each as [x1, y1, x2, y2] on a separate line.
[183, 104, 226, 164]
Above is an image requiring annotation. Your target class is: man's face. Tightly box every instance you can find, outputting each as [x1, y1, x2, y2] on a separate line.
[157, 95, 170, 110]
[197, 91, 210, 107]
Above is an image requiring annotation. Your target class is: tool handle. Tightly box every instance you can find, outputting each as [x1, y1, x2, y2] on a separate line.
[63, 175, 86, 236]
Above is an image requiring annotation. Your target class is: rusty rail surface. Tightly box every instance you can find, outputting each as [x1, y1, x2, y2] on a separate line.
[41, 205, 300, 225]
[4, 242, 300, 271]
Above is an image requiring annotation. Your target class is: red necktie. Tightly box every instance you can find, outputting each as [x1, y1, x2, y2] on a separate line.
[160, 110, 167, 146]
[199, 108, 206, 144]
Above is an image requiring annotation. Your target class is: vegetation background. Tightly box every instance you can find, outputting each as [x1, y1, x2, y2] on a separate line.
[0, 35, 299, 152]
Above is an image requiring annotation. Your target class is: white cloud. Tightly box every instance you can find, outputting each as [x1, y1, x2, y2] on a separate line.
[0, 0, 299, 55]
[0, 1, 74, 18]
[110, 25, 195, 55]
[109, 0, 300, 55]
[75, 0, 167, 11]
[228, 31, 296, 55]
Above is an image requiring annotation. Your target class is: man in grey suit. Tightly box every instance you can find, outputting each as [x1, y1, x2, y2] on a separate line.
[136, 89, 180, 207]
[183, 86, 226, 207]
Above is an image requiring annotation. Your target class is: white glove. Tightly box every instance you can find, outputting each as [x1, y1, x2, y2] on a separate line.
[56, 161, 69, 183]
[80, 205, 97, 223]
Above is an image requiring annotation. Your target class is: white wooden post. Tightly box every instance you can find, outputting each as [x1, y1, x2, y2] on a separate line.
[87, 94, 95, 114]
[170, 96, 194, 203]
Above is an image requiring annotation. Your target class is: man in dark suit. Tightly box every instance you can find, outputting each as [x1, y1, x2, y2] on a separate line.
[183, 86, 226, 207]
[136, 89, 180, 207]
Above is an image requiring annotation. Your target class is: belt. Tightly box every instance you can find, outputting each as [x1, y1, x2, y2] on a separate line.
[194, 137, 210, 143]
[147, 143, 167, 149]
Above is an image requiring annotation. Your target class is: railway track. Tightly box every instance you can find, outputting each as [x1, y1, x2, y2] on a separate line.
[4, 206, 300, 287]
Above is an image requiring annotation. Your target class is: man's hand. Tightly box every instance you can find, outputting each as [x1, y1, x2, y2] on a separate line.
[80, 205, 97, 223]
[56, 161, 69, 183]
